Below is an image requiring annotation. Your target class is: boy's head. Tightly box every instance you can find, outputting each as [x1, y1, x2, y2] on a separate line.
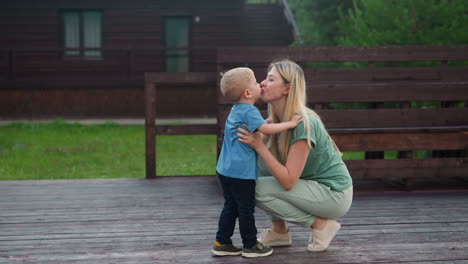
[220, 67, 259, 102]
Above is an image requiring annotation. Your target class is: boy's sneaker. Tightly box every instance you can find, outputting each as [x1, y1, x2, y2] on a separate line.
[212, 242, 242, 256]
[242, 242, 273, 258]
[258, 228, 292, 246]
[307, 220, 341, 252]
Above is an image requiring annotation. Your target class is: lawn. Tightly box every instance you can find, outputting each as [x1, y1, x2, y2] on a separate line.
[0, 120, 217, 180]
[1, 120, 401, 181]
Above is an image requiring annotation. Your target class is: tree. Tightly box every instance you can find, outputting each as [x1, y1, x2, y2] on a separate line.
[288, 0, 353, 46]
[336, 0, 468, 46]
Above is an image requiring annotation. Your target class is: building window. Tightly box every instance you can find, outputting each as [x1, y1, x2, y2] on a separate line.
[164, 16, 191, 72]
[61, 10, 102, 58]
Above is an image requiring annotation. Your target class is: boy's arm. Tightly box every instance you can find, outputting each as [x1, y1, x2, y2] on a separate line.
[257, 114, 302, 135]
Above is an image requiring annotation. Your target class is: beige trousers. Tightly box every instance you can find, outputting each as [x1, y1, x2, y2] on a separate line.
[255, 176, 353, 228]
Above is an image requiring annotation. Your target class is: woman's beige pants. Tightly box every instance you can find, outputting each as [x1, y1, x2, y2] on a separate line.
[255, 176, 353, 227]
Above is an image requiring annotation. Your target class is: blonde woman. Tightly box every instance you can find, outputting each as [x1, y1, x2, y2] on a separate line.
[237, 59, 353, 252]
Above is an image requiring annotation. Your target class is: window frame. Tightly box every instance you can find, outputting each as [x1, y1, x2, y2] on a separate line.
[59, 9, 103, 60]
[163, 16, 193, 72]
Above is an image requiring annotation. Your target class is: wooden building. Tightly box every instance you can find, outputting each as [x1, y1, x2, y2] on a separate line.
[0, 0, 298, 119]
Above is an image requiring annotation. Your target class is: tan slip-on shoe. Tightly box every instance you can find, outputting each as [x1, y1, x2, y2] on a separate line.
[258, 228, 292, 247]
[307, 220, 341, 252]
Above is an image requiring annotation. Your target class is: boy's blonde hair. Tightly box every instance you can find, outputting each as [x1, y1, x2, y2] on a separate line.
[220, 67, 253, 102]
[266, 59, 341, 163]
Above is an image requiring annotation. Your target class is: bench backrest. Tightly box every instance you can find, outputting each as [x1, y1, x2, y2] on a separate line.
[217, 46, 468, 127]
[216, 46, 468, 180]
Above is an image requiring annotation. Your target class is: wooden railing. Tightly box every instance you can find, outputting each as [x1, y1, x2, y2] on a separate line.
[144, 72, 218, 178]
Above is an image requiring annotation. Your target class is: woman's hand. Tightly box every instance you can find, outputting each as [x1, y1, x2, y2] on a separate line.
[237, 125, 265, 150]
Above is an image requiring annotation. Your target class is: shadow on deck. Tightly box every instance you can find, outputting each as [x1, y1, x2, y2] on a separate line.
[1, 176, 467, 263]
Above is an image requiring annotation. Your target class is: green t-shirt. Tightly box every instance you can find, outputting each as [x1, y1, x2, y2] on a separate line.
[259, 113, 352, 192]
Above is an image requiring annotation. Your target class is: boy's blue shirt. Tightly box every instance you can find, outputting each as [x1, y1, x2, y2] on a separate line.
[216, 104, 266, 180]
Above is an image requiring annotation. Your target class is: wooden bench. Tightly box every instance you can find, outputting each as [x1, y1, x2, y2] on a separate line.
[216, 45, 468, 181]
[145, 45, 468, 183]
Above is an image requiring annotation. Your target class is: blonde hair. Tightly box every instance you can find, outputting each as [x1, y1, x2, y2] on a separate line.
[266, 59, 341, 163]
[220, 67, 253, 102]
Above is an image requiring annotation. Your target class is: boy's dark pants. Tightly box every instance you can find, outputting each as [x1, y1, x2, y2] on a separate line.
[216, 173, 257, 249]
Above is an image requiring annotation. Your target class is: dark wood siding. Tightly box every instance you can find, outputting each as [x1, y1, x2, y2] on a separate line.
[0, 0, 295, 118]
[0, 0, 247, 73]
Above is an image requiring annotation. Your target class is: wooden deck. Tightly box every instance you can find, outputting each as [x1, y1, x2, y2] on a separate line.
[1, 176, 467, 264]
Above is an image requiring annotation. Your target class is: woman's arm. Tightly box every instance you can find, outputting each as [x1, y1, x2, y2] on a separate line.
[237, 127, 311, 191]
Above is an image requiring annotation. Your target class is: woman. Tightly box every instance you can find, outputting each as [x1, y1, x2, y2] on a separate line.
[237, 59, 353, 252]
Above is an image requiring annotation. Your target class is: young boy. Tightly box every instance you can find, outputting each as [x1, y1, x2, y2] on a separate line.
[212, 67, 302, 258]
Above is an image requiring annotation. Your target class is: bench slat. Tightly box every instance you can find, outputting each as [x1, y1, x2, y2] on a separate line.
[217, 107, 468, 130]
[307, 82, 468, 103]
[328, 126, 468, 134]
[310, 67, 468, 83]
[346, 158, 468, 179]
[248, 67, 468, 84]
[218, 80, 468, 105]
[333, 132, 468, 151]
[318, 108, 468, 128]
[218, 46, 468, 63]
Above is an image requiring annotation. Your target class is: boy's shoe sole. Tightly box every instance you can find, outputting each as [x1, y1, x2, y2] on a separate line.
[242, 249, 273, 258]
[212, 249, 242, 256]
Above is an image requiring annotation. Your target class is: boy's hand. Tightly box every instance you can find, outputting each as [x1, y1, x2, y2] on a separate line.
[289, 114, 303, 128]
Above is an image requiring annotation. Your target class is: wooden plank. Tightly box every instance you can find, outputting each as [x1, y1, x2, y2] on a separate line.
[1, 232, 466, 259]
[307, 82, 468, 103]
[346, 158, 468, 179]
[302, 67, 468, 84]
[217, 46, 468, 63]
[328, 126, 468, 134]
[317, 108, 468, 128]
[216, 108, 468, 134]
[144, 82, 156, 179]
[0, 178, 467, 264]
[332, 131, 468, 151]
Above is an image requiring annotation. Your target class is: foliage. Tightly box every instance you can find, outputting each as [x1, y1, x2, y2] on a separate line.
[336, 0, 468, 46]
[286, 0, 468, 47]
[288, 0, 353, 46]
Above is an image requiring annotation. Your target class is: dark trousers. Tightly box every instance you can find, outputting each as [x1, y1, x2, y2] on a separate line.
[215, 173, 257, 249]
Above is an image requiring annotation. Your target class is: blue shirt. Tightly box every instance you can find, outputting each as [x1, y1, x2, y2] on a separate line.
[216, 104, 266, 180]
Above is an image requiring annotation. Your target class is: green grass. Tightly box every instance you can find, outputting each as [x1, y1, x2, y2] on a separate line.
[0, 120, 216, 180]
[342, 152, 365, 160]
[156, 135, 217, 176]
[1, 120, 434, 181]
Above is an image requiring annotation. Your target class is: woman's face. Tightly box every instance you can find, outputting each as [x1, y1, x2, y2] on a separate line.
[260, 66, 289, 102]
